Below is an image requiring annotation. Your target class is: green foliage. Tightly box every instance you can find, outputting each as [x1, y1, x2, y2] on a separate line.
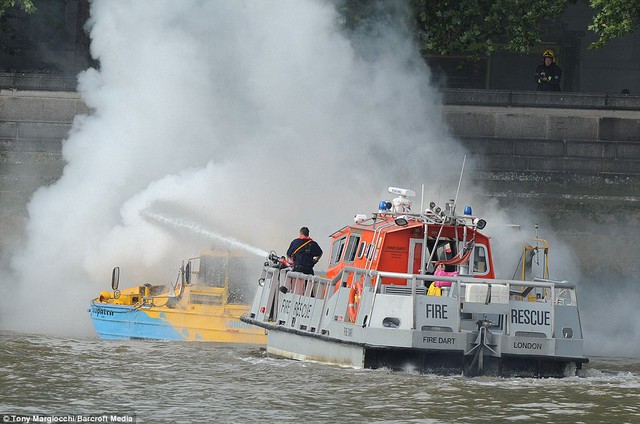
[588, 0, 640, 48]
[0, 0, 35, 17]
[410, 0, 572, 58]
[0, 0, 35, 56]
[338, 0, 640, 58]
[338, 0, 572, 58]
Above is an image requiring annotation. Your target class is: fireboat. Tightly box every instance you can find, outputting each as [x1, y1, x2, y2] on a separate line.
[241, 187, 588, 377]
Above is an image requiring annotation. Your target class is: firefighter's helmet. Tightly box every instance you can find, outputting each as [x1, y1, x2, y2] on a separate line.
[543, 49, 555, 61]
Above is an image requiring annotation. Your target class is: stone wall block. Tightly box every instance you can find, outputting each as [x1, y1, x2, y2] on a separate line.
[457, 137, 513, 155]
[602, 144, 616, 159]
[616, 143, 640, 160]
[564, 158, 603, 173]
[514, 139, 564, 157]
[482, 156, 528, 171]
[0, 122, 17, 138]
[495, 114, 546, 139]
[603, 160, 640, 175]
[566, 141, 605, 158]
[547, 116, 598, 140]
[17, 122, 72, 140]
[5, 138, 63, 153]
[599, 118, 640, 142]
[0, 94, 84, 122]
[445, 112, 496, 137]
[528, 157, 567, 172]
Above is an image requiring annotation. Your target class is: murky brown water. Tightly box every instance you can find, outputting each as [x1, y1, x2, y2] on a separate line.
[0, 331, 638, 423]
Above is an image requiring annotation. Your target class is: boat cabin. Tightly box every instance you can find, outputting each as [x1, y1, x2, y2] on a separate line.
[326, 188, 495, 285]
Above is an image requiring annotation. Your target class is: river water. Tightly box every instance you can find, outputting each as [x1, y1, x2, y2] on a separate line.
[1, 331, 638, 423]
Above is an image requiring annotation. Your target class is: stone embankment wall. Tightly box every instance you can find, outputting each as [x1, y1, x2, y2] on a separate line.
[0, 90, 90, 266]
[1, 90, 89, 200]
[4, 89, 638, 199]
[1, 88, 639, 276]
[443, 89, 640, 200]
[441, 89, 640, 278]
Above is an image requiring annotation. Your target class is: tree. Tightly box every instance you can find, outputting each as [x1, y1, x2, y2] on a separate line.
[0, 1, 35, 58]
[409, 0, 571, 57]
[588, 0, 640, 48]
[338, 0, 573, 58]
[0, 0, 35, 17]
[338, 0, 640, 58]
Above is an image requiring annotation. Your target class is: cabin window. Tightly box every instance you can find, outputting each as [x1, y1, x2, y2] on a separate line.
[199, 255, 227, 288]
[356, 241, 367, 259]
[330, 236, 347, 266]
[473, 244, 489, 275]
[198, 255, 256, 303]
[344, 234, 361, 263]
[365, 243, 375, 260]
[435, 240, 457, 262]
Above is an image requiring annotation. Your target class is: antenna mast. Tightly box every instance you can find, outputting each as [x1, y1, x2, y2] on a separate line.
[453, 155, 467, 208]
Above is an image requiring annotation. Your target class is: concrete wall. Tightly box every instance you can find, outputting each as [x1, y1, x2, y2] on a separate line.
[0, 90, 90, 266]
[439, 89, 640, 278]
[442, 89, 640, 199]
[1, 88, 639, 276]
[0, 89, 89, 192]
[3, 88, 639, 204]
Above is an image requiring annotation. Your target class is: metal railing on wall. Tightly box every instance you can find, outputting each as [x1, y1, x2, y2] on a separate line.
[441, 88, 640, 111]
[2, 74, 638, 111]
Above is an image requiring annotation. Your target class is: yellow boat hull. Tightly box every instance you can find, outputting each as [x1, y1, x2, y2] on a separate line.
[90, 284, 266, 344]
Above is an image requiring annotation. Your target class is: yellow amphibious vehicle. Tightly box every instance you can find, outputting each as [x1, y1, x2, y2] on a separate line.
[89, 251, 266, 343]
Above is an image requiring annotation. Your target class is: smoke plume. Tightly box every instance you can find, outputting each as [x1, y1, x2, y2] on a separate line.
[0, 1, 467, 336]
[1, 0, 633, 361]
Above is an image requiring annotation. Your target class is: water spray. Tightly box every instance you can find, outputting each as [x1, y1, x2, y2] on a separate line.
[140, 209, 269, 258]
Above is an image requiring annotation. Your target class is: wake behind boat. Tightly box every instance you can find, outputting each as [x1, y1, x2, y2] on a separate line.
[89, 251, 266, 344]
[241, 187, 588, 377]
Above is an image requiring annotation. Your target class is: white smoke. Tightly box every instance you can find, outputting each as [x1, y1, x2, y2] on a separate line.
[0, 1, 468, 336]
[3, 0, 627, 361]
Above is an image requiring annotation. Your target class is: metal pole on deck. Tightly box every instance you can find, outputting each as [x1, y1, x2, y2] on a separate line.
[411, 276, 417, 330]
[454, 155, 467, 207]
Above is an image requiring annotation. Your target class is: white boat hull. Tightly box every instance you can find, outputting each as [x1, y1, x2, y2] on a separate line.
[242, 264, 587, 377]
[267, 330, 365, 368]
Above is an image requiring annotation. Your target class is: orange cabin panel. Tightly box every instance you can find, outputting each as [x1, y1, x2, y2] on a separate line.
[326, 218, 495, 282]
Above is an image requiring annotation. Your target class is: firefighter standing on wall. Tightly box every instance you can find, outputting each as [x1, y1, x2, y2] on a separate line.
[535, 49, 562, 92]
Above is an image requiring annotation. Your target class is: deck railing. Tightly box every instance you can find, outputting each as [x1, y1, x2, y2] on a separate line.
[270, 265, 578, 337]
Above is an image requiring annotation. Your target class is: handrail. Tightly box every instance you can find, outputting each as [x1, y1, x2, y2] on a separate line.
[269, 266, 576, 335]
[368, 269, 576, 290]
[277, 266, 576, 291]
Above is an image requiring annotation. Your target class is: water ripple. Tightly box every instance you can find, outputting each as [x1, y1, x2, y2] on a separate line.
[1, 332, 638, 423]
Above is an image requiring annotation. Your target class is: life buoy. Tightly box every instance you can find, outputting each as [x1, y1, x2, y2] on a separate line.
[347, 281, 363, 323]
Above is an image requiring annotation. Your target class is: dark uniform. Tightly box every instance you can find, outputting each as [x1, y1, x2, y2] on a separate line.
[535, 50, 562, 92]
[287, 236, 323, 275]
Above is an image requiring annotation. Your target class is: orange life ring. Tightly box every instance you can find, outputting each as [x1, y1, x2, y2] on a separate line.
[347, 281, 363, 323]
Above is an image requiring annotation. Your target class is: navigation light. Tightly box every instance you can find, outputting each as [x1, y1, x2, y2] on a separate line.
[354, 214, 367, 224]
[394, 216, 409, 226]
[473, 218, 487, 229]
